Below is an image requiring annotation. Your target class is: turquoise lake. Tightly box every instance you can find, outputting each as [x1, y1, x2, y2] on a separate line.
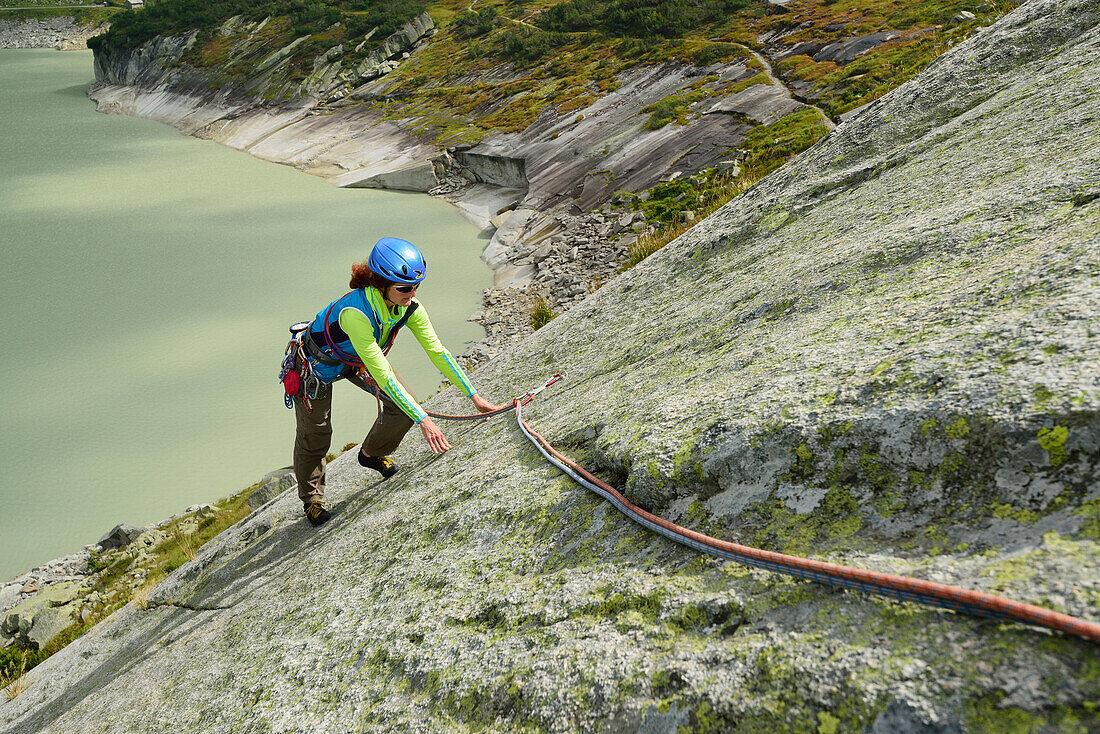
[0, 49, 489, 580]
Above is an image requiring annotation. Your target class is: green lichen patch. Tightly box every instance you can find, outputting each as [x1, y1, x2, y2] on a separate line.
[1037, 425, 1069, 467]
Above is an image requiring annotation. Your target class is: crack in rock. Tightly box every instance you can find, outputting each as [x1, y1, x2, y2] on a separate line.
[148, 600, 234, 612]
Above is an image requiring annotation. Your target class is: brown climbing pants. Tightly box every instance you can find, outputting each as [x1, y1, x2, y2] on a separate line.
[293, 372, 415, 505]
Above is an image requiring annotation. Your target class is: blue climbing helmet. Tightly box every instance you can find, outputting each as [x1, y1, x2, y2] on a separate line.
[368, 237, 427, 285]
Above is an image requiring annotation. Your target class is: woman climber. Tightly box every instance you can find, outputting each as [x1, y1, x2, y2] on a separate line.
[283, 237, 502, 526]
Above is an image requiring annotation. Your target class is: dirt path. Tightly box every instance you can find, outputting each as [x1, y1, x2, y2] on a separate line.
[737, 42, 837, 128]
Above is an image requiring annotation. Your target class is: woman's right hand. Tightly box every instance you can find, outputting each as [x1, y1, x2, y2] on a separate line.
[419, 417, 451, 454]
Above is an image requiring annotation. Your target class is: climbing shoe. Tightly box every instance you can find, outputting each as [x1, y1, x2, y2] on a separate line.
[304, 502, 331, 526]
[358, 451, 398, 478]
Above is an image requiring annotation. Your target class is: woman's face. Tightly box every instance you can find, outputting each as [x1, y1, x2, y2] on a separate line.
[384, 282, 419, 308]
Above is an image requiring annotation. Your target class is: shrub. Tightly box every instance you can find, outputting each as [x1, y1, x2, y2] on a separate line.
[530, 298, 557, 330]
[539, 0, 751, 38]
[451, 7, 498, 39]
[641, 88, 710, 129]
[692, 42, 743, 67]
[622, 163, 765, 269]
[0, 648, 43, 688]
[497, 27, 571, 62]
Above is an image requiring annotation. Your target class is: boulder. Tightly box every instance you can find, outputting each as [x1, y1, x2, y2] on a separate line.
[97, 523, 146, 551]
[488, 211, 513, 230]
[26, 605, 75, 651]
[707, 83, 807, 126]
[716, 160, 741, 178]
[812, 31, 900, 65]
[1, 582, 79, 650]
[0, 584, 21, 614]
[247, 468, 295, 510]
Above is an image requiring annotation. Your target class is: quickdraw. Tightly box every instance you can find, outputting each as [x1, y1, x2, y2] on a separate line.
[279, 322, 322, 413]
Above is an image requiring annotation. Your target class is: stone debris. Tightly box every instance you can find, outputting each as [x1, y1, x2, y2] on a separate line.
[0, 494, 256, 653]
[96, 523, 146, 551]
[0, 17, 108, 51]
[459, 203, 640, 368]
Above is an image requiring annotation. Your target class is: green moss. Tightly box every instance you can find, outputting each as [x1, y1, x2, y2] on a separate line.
[686, 499, 710, 526]
[964, 690, 1091, 733]
[663, 602, 710, 633]
[946, 416, 970, 438]
[817, 712, 841, 734]
[1073, 499, 1100, 541]
[1037, 425, 1069, 467]
[753, 483, 860, 554]
[1033, 384, 1057, 408]
[594, 587, 666, 623]
[788, 442, 816, 482]
[988, 503, 1040, 523]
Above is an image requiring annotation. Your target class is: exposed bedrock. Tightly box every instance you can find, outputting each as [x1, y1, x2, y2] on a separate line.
[6, 2, 1099, 732]
[89, 20, 819, 289]
[0, 17, 107, 50]
[90, 12, 436, 119]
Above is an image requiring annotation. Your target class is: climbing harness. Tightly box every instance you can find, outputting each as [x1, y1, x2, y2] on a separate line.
[280, 294, 420, 413]
[279, 321, 324, 412]
[402, 372, 1100, 643]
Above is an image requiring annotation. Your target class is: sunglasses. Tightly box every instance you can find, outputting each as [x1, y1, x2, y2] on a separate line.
[394, 283, 420, 293]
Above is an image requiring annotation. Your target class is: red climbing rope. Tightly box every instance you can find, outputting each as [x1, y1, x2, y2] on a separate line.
[511, 378, 1100, 644]
[384, 372, 1100, 643]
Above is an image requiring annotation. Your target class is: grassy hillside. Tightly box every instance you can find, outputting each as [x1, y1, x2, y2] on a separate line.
[89, 0, 1014, 131]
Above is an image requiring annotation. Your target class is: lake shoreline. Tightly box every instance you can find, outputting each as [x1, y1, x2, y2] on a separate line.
[85, 75, 645, 369]
[0, 48, 490, 583]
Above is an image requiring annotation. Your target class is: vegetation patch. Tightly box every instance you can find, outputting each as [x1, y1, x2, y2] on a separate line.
[641, 87, 712, 129]
[537, 0, 752, 39]
[620, 106, 829, 270]
[89, 0, 427, 70]
[0, 5, 115, 22]
[1, 480, 262, 689]
[529, 297, 558, 330]
[1036, 425, 1069, 467]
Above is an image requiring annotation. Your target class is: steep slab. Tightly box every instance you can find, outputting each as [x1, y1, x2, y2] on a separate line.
[4, 1, 1099, 731]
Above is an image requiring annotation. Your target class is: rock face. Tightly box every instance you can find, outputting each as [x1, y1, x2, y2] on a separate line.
[0, 17, 107, 50]
[4, 2, 1099, 731]
[91, 12, 435, 108]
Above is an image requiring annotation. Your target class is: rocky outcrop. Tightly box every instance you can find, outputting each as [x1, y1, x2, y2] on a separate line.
[90, 24, 829, 289]
[4, 1, 1098, 730]
[0, 481, 280, 655]
[0, 553, 90, 653]
[0, 17, 107, 50]
[91, 12, 435, 108]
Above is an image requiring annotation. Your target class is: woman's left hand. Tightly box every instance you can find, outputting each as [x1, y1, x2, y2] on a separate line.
[471, 394, 505, 414]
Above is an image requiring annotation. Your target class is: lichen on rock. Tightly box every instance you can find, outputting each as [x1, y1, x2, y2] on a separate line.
[3, 0, 1100, 731]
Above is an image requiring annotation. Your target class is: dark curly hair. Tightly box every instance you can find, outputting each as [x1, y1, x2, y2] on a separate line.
[349, 259, 392, 292]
